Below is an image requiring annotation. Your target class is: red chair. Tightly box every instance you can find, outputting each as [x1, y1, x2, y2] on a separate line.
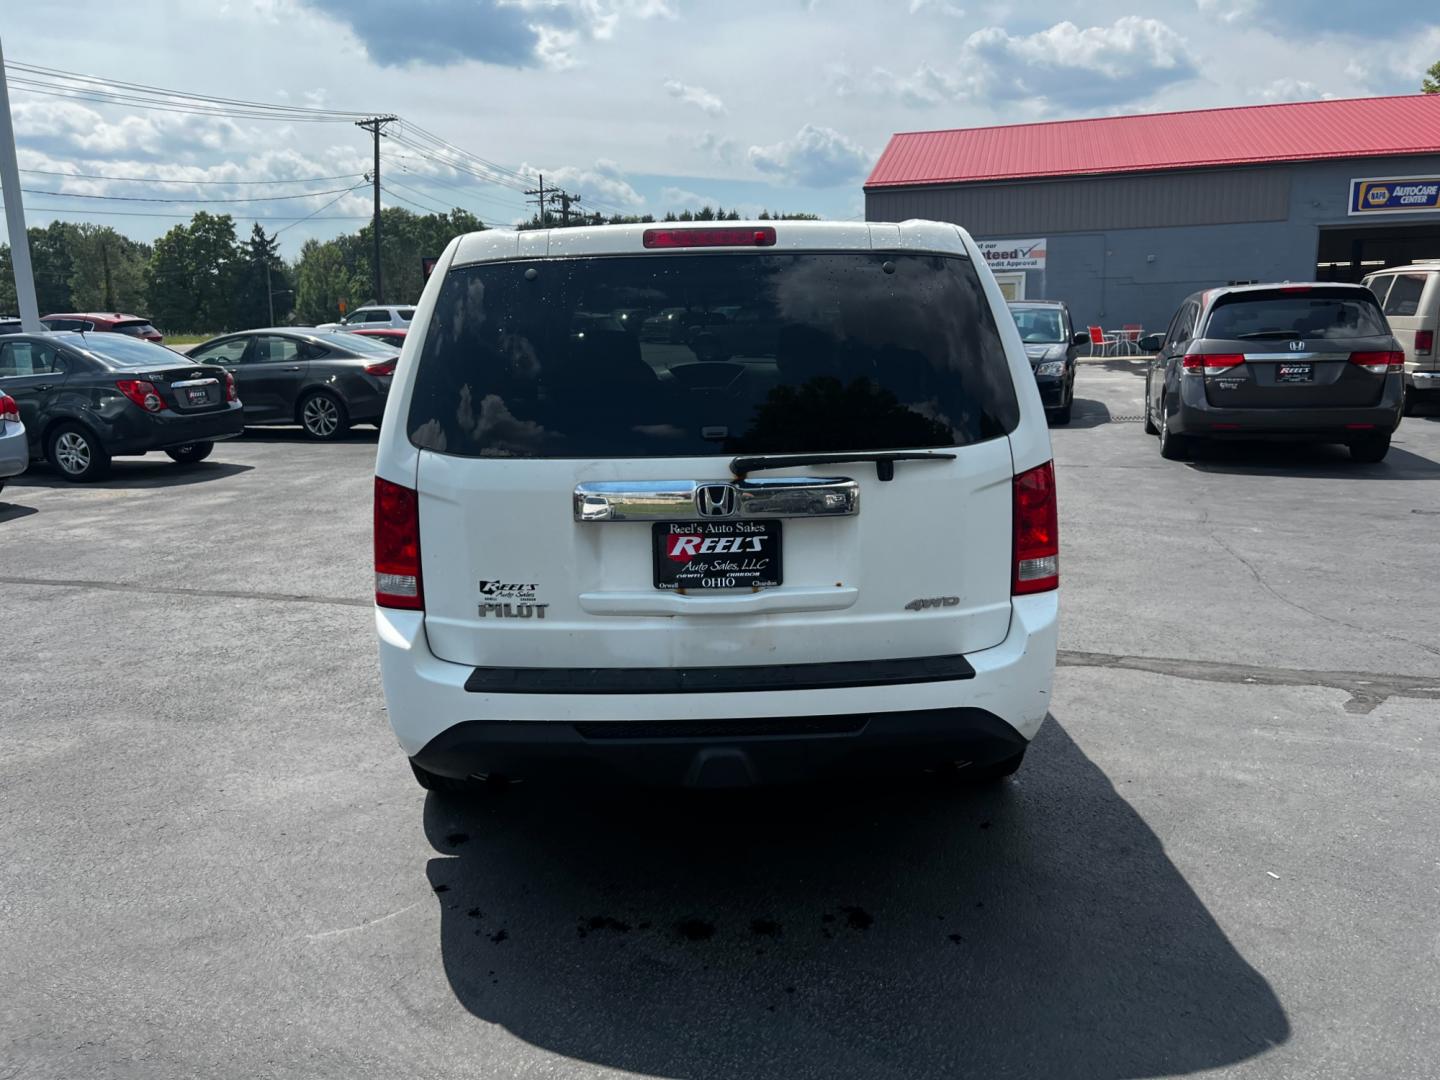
[1086, 325, 1118, 357]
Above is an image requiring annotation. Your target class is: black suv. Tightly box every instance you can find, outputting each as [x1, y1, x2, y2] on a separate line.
[1142, 283, 1404, 462]
[0, 332, 244, 482]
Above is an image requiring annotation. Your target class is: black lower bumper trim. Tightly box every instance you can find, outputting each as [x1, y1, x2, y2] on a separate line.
[464, 653, 976, 695]
[412, 707, 1028, 788]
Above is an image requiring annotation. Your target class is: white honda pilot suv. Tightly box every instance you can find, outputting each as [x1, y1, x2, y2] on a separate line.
[374, 221, 1058, 791]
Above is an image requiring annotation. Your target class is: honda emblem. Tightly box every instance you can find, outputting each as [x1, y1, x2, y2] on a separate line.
[1288, 340, 1306, 352]
[695, 483, 738, 518]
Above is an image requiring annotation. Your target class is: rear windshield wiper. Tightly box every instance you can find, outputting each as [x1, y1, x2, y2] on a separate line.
[730, 450, 956, 482]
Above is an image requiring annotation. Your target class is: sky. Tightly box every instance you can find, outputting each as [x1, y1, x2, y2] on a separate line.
[3, 0, 1438, 257]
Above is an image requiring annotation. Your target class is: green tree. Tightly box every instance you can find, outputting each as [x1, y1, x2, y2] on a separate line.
[1424, 59, 1440, 93]
[68, 225, 149, 313]
[145, 212, 243, 332]
[0, 221, 81, 314]
[232, 223, 292, 328]
[293, 238, 364, 325]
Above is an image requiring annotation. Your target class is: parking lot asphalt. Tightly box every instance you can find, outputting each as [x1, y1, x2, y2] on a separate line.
[3, 360, 1439, 1079]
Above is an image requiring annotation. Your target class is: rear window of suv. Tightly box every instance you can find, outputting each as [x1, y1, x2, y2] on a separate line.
[1204, 288, 1388, 341]
[407, 252, 1019, 459]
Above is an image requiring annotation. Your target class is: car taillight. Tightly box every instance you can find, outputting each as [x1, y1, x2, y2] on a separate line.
[1182, 352, 1245, 376]
[1415, 330, 1433, 356]
[0, 393, 17, 424]
[223, 370, 238, 402]
[375, 476, 423, 609]
[642, 226, 776, 249]
[364, 359, 397, 376]
[1349, 350, 1404, 374]
[1013, 460, 1059, 595]
[116, 379, 164, 412]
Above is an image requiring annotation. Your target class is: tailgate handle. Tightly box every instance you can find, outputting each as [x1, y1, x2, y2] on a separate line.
[575, 477, 859, 522]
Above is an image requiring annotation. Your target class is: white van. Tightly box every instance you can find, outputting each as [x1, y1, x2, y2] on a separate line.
[1363, 261, 1440, 412]
[373, 221, 1058, 791]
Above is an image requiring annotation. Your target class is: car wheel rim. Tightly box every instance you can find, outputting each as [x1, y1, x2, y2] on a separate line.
[304, 397, 338, 436]
[56, 432, 90, 474]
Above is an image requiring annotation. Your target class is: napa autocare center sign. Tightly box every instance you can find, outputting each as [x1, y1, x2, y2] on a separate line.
[977, 238, 1047, 271]
[1349, 176, 1440, 215]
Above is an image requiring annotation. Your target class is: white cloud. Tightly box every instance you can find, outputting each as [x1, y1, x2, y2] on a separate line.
[747, 125, 871, 188]
[664, 79, 726, 116]
[693, 131, 739, 165]
[1252, 78, 1334, 103]
[908, 0, 965, 14]
[659, 186, 719, 210]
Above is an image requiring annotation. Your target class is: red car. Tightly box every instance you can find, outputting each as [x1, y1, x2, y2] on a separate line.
[41, 312, 164, 344]
[349, 328, 407, 345]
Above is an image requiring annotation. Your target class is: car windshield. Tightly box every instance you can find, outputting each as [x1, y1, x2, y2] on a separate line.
[408, 252, 1019, 459]
[75, 333, 182, 368]
[1010, 307, 1066, 343]
[311, 331, 400, 356]
[1205, 290, 1389, 340]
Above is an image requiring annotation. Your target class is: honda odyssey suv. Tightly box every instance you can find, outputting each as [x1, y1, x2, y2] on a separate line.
[374, 221, 1059, 791]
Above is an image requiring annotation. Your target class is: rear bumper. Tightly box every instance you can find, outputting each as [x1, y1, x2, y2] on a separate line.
[377, 591, 1058, 786]
[105, 402, 245, 454]
[1408, 370, 1440, 391]
[1171, 375, 1402, 437]
[0, 423, 28, 478]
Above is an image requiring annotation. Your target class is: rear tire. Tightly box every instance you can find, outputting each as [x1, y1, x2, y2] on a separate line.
[46, 422, 111, 482]
[299, 391, 349, 441]
[1348, 433, 1391, 464]
[1158, 399, 1190, 460]
[165, 441, 214, 464]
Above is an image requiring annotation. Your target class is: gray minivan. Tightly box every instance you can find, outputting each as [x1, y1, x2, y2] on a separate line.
[1363, 262, 1440, 413]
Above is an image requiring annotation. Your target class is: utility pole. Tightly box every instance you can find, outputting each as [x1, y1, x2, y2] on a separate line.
[550, 190, 582, 226]
[524, 173, 547, 227]
[0, 34, 40, 330]
[355, 115, 397, 304]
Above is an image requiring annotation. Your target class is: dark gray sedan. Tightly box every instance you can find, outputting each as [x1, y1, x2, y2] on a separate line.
[1142, 283, 1404, 462]
[185, 329, 400, 440]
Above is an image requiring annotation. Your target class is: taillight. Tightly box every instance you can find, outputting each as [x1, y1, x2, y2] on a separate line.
[1182, 352, 1245, 376]
[223, 370, 238, 402]
[1415, 330, 1433, 356]
[0, 393, 17, 424]
[1013, 461, 1059, 595]
[1349, 350, 1404, 374]
[116, 379, 164, 412]
[364, 359, 397, 376]
[642, 226, 776, 249]
[375, 476, 423, 609]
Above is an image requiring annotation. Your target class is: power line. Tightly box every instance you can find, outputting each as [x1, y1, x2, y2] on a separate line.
[19, 166, 366, 185]
[381, 152, 529, 214]
[1, 203, 373, 221]
[274, 183, 371, 235]
[4, 61, 372, 122]
[19, 184, 362, 204]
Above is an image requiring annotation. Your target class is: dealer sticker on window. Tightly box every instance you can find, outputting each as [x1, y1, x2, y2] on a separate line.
[652, 520, 783, 591]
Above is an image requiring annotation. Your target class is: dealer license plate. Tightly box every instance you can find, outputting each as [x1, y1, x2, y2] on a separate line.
[186, 387, 211, 405]
[1276, 363, 1312, 383]
[653, 520, 783, 591]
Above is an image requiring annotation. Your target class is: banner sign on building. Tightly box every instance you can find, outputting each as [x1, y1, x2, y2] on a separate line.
[1349, 176, 1440, 216]
[977, 238, 1047, 271]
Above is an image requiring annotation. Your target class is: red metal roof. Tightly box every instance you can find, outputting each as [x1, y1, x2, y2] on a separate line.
[865, 95, 1440, 189]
